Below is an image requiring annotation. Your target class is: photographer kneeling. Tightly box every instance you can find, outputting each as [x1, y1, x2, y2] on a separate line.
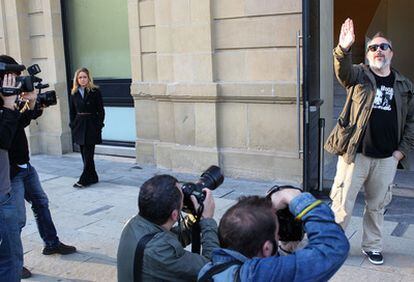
[198, 188, 350, 282]
[117, 174, 219, 282]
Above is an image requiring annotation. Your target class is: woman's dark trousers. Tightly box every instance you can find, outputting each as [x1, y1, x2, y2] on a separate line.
[79, 144, 98, 185]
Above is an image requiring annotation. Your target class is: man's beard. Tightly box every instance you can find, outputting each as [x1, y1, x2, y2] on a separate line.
[369, 56, 391, 71]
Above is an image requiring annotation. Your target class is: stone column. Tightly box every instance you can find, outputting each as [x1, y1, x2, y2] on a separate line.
[0, 0, 71, 155]
[211, 0, 303, 181]
[130, 0, 219, 173]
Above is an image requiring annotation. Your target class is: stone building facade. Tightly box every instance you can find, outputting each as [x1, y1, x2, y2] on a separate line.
[130, 0, 307, 182]
[0, 0, 332, 183]
[4, 1, 408, 182]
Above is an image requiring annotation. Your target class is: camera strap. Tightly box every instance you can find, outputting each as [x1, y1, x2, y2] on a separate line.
[197, 204, 204, 220]
[198, 260, 242, 282]
[133, 232, 159, 282]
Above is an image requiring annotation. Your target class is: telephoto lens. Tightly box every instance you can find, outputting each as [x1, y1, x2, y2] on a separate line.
[181, 165, 224, 215]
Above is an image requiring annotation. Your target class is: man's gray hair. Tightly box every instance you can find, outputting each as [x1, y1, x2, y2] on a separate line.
[366, 32, 392, 50]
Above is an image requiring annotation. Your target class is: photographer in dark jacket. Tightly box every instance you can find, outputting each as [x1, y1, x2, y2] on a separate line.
[0, 72, 21, 282]
[69, 67, 105, 188]
[1, 55, 76, 279]
[117, 174, 219, 282]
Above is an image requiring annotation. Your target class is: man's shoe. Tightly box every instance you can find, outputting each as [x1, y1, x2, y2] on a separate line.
[42, 242, 77, 255]
[362, 250, 384, 265]
[21, 266, 32, 279]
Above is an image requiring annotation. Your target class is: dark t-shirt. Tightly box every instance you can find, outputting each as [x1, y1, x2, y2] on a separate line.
[357, 71, 398, 158]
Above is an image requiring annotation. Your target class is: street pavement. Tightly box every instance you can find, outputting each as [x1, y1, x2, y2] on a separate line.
[20, 153, 414, 281]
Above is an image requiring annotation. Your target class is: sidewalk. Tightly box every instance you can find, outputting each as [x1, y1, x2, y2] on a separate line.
[21, 153, 414, 281]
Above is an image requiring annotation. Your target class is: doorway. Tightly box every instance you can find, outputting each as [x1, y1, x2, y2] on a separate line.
[328, 0, 414, 180]
[61, 0, 135, 152]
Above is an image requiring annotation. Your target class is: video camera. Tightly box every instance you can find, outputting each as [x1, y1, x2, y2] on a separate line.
[0, 62, 57, 107]
[267, 185, 305, 242]
[180, 165, 224, 216]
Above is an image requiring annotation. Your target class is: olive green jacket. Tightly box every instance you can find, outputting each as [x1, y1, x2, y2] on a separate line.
[117, 215, 219, 282]
[325, 45, 414, 169]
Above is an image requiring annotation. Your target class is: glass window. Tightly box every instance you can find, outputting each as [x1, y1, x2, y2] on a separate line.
[63, 0, 131, 79]
[63, 0, 135, 144]
[102, 107, 136, 142]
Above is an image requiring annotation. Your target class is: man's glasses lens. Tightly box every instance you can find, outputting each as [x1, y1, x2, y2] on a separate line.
[368, 43, 392, 52]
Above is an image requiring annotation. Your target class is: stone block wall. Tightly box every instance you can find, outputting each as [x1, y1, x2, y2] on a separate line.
[129, 0, 303, 182]
[0, 0, 337, 183]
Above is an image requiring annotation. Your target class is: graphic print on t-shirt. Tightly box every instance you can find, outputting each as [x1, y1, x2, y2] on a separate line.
[373, 85, 394, 111]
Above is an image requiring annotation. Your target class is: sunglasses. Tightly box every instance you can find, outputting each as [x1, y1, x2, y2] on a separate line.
[367, 43, 392, 52]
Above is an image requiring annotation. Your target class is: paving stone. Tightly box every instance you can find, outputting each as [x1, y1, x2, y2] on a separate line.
[404, 225, 414, 240]
[20, 154, 414, 281]
[331, 265, 404, 282]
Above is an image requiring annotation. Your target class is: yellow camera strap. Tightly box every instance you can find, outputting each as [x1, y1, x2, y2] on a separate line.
[295, 200, 323, 221]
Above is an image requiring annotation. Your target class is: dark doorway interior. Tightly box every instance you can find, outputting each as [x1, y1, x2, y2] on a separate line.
[330, 0, 414, 183]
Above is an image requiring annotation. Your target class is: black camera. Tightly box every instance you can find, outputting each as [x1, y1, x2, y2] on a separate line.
[180, 165, 224, 215]
[37, 90, 57, 107]
[267, 185, 304, 242]
[0, 62, 25, 96]
[0, 63, 57, 107]
[33, 80, 57, 107]
[16, 64, 41, 92]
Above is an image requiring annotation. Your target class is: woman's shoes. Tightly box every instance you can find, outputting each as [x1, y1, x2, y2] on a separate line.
[73, 182, 86, 188]
[73, 180, 98, 188]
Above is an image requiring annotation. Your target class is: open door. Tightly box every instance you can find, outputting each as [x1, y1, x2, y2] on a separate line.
[333, 0, 414, 171]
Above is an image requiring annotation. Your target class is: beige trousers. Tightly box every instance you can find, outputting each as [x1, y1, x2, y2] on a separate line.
[330, 154, 397, 251]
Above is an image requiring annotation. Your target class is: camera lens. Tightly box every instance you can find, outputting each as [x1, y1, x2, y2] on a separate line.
[37, 90, 57, 107]
[198, 165, 224, 190]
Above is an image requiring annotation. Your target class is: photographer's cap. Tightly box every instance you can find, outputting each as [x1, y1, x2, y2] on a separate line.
[0, 54, 25, 76]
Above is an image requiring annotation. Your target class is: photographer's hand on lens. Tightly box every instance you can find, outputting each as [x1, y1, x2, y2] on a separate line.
[201, 188, 215, 219]
[279, 240, 301, 254]
[270, 188, 301, 211]
[190, 188, 215, 219]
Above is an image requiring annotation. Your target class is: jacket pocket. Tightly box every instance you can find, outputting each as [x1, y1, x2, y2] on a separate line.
[351, 85, 368, 104]
[326, 123, 356, 155]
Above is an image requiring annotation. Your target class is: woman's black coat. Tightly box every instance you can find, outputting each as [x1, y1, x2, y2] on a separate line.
[69, 88, 105, 145]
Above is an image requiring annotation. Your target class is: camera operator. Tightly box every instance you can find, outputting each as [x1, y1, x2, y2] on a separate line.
[0, 55, 76, 279]
[117, 174, 220, 282]
[198, 189, 350, 282]
[0, 74, 21, 281]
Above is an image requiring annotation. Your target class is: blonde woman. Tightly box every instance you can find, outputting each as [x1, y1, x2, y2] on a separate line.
[69, 67, 105, 188]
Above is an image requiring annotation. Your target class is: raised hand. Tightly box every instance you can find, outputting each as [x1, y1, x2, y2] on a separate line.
[339, 18, 355, 51]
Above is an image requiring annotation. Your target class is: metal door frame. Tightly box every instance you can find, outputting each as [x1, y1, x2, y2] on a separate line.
[302, 0, 324, 193]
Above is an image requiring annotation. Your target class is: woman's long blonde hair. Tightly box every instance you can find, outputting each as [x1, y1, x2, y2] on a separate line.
[71, 67, 99, 95]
